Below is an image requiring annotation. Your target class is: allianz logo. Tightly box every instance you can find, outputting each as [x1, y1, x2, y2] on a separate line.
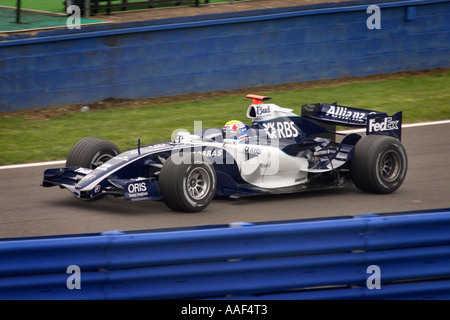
[325, 105, 368, 122]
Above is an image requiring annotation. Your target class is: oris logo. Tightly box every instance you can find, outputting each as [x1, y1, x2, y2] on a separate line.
[125, 181, 150, 200]
[127, 182, 147, 194]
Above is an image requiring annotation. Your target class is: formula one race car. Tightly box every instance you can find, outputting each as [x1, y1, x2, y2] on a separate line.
[42, 94, 407, 212]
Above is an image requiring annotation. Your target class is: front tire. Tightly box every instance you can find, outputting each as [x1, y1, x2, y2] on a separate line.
[352, 135, 407, 194]
[66, 137, 120, 169]
[159, 153, 216, 213]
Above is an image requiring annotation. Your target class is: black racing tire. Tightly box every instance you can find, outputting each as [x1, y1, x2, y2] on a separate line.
[158, 153, 217, 213]
[66, 137, 120, 169]
[352, 135, 407, 194]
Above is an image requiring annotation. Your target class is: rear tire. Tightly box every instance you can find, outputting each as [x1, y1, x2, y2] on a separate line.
[352, 135, 407, 194]
[66, 137, 120, 169]
[159, 153, 216, 213]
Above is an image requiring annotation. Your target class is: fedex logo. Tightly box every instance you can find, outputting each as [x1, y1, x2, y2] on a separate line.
[368, 117, 399, 133]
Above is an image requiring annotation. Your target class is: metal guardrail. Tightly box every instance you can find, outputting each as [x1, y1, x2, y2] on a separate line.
[1, 208, 450, 299]
[2, 0, 449, 111]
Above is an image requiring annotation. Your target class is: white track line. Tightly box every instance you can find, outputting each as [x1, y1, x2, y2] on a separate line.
[1, 119, 449, 171]
[0, 160, 66, 170]
[336, 119, 450, 134]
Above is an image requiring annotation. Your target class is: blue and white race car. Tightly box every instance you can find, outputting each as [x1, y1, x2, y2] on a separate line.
[42, 94, 407, 212]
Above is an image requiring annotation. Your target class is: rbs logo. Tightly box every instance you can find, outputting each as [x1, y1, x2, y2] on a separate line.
[262, 121, 299, 139]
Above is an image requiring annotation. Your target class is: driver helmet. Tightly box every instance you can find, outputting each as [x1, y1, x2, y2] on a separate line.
[223, 120, 248, 140]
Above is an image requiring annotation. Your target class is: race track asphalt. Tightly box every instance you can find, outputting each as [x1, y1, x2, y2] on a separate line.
[0, 123, 449, 239]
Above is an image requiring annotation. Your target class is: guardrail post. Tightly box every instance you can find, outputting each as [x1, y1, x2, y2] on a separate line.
[15, 0, 21, 23]
[84, 0, 91, 17]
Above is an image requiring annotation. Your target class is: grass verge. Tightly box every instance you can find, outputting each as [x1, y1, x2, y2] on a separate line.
[0, 70, 449, 166]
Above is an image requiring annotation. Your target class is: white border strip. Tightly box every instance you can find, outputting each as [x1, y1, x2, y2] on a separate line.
[337, 119, 450, 134]
[1, 119, 449, 170]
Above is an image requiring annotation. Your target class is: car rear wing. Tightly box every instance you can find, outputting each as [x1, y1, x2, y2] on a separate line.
[301, 103, 402, 141]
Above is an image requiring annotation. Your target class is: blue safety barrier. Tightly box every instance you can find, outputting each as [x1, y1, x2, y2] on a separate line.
[1, 208, 450, 299]
[1, 0, 449, 111]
